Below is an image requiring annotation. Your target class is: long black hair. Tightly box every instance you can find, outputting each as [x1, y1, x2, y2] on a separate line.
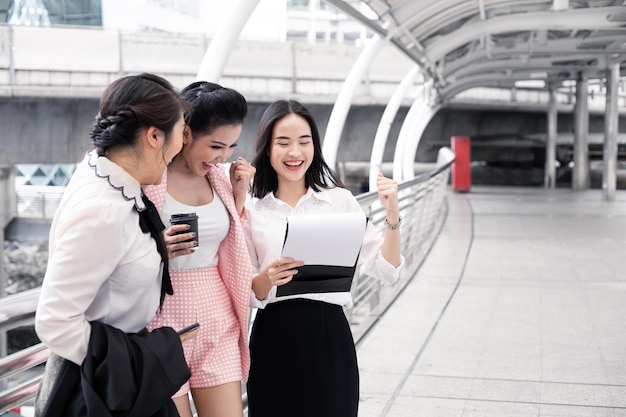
[251, 99, 344, 199]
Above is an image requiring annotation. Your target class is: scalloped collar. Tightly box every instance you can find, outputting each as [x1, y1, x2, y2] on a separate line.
[87, 150, 146, 211]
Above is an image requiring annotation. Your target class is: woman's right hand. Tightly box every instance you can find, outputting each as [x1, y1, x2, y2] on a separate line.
[163, 225, 197, 259]
[262, 257, 304, 287]
[252, 257, 304, 301]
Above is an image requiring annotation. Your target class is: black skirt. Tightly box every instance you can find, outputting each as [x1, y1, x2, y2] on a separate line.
[247, 298, 359, 417]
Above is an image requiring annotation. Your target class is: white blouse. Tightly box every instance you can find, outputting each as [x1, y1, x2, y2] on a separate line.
[35, 151, 163, 365]
[161, 191, 228, 270]
[244, 187, 403, 309]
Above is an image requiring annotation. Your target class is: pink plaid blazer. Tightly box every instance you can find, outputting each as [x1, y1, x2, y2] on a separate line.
[143, 165, 253, 382]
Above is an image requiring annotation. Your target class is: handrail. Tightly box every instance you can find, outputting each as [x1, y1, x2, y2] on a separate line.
[349, 148, 454, 341]
[0, 24, 410, 105]
[0, 344, 49, 381]
[0, 288, 40, 333]
[16, 186, 66, 220]
[0, 376, 40, 413]
[0, 147, 455, 414]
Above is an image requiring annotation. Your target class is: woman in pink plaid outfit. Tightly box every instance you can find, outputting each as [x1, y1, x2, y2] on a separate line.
[144, 81, 255, 417]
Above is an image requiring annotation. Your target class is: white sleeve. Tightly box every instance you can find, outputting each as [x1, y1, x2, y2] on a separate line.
[347, 195, 403, 284]
[243, 197, 268, 308]
[35, 201, 124, 365]
[243, 199, 261, 274]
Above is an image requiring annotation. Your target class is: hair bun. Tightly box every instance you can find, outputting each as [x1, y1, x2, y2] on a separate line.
[90, 109, 139, 150]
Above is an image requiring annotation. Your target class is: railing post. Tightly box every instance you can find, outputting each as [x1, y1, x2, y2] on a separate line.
[9, 26, 15, 92]
[0, 166, 16, 298]
[40, 192, 46, 219]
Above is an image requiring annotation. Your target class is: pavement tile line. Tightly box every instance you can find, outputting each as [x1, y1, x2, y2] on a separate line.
[411, 373, 626, 388]
[403, 374, 626, 410]
[406, 395, 626, 410]
[376, 194, 476, 417]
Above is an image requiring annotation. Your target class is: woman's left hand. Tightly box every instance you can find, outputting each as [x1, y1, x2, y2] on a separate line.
[376, 172, 399, 213]
[230, 157, 256, 201]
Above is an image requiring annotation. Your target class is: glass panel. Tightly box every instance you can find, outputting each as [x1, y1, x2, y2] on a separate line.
[287, 0, 309, 11]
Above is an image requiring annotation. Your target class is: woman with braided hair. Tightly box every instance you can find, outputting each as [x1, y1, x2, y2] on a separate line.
[34, 73, 192, 416]
[144, 80, 255, 417]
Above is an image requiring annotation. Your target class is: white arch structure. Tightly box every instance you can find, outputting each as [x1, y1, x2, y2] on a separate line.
[195, 0, 626, 196]
[321, 34, 388, 171]
[195, 0, 261, 82]
[369, 65, 421, 190]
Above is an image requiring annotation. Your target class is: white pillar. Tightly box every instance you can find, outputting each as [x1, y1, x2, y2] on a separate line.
[322, 34, 387, 170]
[573, 73, 590, 190]
[545, 87, 557, 188]
[402, 101, 441, 181]
[195, 0, 261, 82]
[369, 66, 421, 190]
[393, 93, 423, 182]
[393, 92, 440, 182]
[602, 62, 619, 202]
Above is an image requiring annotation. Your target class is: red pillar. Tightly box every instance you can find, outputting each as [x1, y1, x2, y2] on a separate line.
[451, 136, 471, 192]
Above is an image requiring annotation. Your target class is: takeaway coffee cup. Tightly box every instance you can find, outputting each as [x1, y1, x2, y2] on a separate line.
[170, 213, 199, 245]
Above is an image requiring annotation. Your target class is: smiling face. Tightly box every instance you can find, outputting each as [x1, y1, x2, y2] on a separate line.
[269, 113, 314, 189]
[180, 123, 243, 177]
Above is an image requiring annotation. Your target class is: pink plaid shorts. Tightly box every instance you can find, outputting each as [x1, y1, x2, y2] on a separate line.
[148, 266, 242, 397]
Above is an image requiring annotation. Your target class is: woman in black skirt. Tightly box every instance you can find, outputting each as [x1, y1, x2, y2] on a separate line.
[243, 100, 403, 417]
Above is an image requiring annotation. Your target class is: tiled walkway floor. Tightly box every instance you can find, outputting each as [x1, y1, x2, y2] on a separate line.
[357, 186, 626, 417]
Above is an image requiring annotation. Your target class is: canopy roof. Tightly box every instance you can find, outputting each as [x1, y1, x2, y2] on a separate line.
[326, 0, 626, 102]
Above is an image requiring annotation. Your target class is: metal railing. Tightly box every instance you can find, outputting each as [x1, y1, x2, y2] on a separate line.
[0, 288, 47, 413]
[16, 186, 65, 220]
[349, 148, 454, 342]
[0, 148, 454, 414]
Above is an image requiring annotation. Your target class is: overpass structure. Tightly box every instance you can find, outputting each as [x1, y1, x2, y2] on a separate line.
[322, 0, 626, 194]
[0, 1, 624, 186]
[0, 0, 625, 316]
[0, 23, 417, 164]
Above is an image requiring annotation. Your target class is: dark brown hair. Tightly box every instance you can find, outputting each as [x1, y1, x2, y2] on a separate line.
[90, 73, 189, 155]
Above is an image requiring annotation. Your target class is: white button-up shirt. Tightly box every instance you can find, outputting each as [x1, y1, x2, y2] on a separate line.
[244, 187, 403, 309]
[35, 151, 163, 365]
